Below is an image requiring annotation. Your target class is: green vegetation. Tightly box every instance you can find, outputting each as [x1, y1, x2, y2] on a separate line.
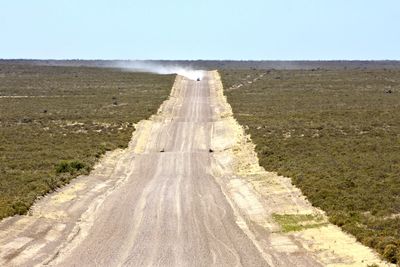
[55, 160, 87, 174]
[221, 69, 400, 263]
[0, 63, 174, 219]
[272, 213, 327, 232]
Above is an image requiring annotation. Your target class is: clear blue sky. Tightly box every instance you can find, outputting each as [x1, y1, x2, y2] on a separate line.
[1, 0, 399, 60]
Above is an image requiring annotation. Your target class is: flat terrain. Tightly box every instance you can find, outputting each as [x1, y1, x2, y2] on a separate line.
[6, 59, 400, 70]
[0, 63, 174, 219]
[221, 69, 400, 264]
[0, 71, 388, 266]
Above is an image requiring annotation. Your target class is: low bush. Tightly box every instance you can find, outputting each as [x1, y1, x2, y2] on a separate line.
[55, 160, 86, 174]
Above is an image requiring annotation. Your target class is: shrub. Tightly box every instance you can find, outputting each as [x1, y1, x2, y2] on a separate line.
[55, 160, 86, 174]
[383, 244, 398, 263]
[12, 200, 29, 215]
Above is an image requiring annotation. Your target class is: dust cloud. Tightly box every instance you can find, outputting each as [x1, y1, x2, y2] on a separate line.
[115, 61, 204, 80]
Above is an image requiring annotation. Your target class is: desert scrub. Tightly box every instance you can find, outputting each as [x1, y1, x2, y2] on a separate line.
[221, 68, 400, 263]
[0, 62, 175, 219]
[55, 160, 87, 174]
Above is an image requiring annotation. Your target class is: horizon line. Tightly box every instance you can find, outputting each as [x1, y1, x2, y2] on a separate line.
[1, 58, 400, 62]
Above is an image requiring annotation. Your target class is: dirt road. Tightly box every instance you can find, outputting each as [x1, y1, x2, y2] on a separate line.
[51, 72, 268, 266]
[0, 71, 389, 266]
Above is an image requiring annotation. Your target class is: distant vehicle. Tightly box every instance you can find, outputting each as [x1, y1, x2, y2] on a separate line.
[197, 78, 201, 81]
